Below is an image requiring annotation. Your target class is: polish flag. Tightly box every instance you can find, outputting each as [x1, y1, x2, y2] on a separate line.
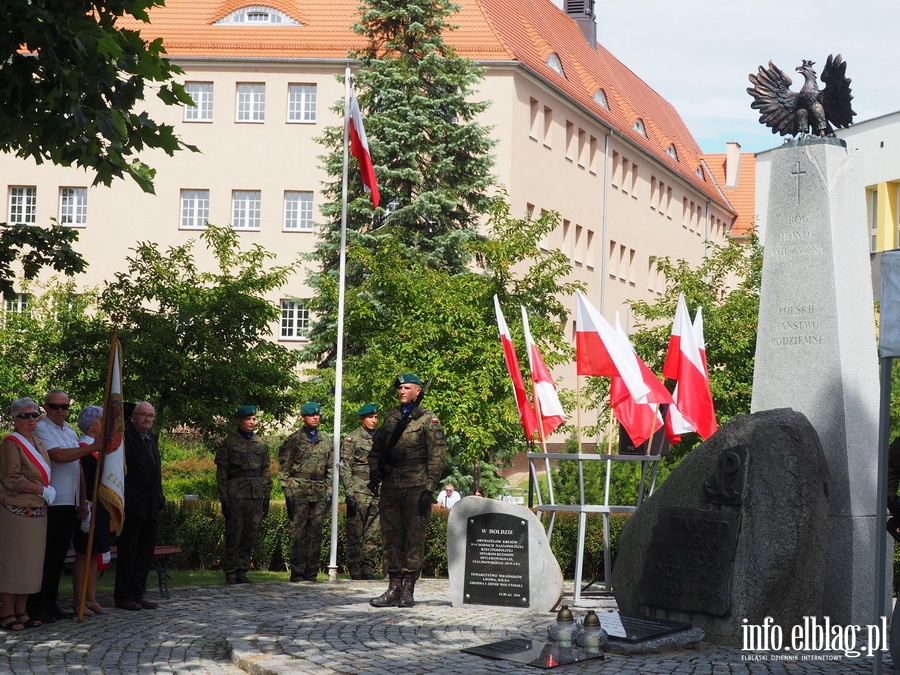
[665, 296, 717, 439]
[349, 91, 380, 208]
[521, 307, 564, 438]
[494, 296, 539, 440]
[662, 293, 689, 380]
[610, 316, 675, 447]
[574, 291, 650, 402]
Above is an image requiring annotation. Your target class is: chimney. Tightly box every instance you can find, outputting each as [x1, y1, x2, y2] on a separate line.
[564, 0, 597, 49]
[725, 141, 742, 188]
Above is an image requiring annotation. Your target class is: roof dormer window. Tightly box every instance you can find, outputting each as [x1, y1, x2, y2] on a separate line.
[666, 144, 678, 160]
[695, 166, 705, 179]
[593, 89, 608, 110]
[546, 53, 565, 78]
[215, 6, 301, 25]
[632, 118, 646, 137]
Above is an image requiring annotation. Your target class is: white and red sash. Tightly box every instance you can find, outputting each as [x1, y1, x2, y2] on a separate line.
[6, 432, 51, 486]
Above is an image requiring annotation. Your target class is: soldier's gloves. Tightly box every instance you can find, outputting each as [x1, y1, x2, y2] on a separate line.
[417, 490, 435, 516]
[345, 494, 358, 519]
[326, 494, 333, 510]
[262, 498, 270, 518]
[221, 499, 232, 519]
[285, 495, 296, 521]
[366, 468, 383, 496]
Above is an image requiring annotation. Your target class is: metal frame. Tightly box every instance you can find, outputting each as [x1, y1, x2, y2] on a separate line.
[527, 452, 663, 602]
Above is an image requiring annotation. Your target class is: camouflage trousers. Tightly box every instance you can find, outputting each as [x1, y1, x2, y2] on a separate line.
[345, 494, 380, 577]
[378, 486, 430, 578]
[288, 498, 327, 581]
[222, 498, 266, 575]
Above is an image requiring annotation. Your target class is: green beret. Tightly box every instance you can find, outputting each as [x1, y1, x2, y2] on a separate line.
[395, 373, 422, 387]
[235, 405, 257, 418]
[357, 403, 378, 416]
[300, 402, 321, 416]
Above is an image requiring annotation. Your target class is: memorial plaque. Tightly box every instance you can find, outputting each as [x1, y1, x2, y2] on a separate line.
[598, 611, 693, 643]
[635, 507, 740, 616]
[463, 512, 529, 607]
[462, 638, 604, 669]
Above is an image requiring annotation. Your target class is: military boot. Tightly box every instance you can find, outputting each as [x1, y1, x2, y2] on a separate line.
[398, 575, 416, 608]
[236, 571, 252, 584]
[225, 573, 238, 585]
[369, 576, 403, 607]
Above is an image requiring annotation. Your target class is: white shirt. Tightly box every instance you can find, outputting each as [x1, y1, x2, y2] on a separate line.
[438, 490, 461, 509]
[35, 417, 82, 505]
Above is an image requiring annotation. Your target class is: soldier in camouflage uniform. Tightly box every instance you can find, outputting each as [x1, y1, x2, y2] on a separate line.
[215, 405, 272, 585]
[341, 404, 381, 580]
[368, 374, 447, 608]
[278, 402, 332, 582]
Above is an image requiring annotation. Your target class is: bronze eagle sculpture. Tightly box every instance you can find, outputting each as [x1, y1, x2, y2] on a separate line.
[747, 54, 855, 137]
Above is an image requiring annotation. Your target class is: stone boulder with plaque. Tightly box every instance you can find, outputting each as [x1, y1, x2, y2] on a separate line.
[447, 496, 563, 612]
[612, 408, 830, 645]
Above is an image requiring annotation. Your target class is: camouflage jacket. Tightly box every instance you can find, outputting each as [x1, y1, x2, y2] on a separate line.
[278, 427, 332, 501]
[341, 426, 378, 499]
[215, 431, 272, 501]
[369, 406, 447, 492]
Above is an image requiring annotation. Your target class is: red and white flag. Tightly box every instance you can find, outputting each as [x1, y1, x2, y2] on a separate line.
[348, 91, 380, 208]
[610, 316, 675, 447]
[574, 291, 650, 402]
[521, 306, 564, 439]
[664, 295, 717, 439]
[494, 296, 539, 441]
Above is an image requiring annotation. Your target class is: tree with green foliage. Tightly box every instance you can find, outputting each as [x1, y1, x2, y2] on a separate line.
[302, 199, 579, 484]
[0, 223, 86, 298]
[0, 0, 195, 192]
[306, 0, 496, 364]
[54, 226, 304, 442]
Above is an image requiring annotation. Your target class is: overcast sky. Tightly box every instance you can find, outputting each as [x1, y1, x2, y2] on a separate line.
[590, 0, 900, 155]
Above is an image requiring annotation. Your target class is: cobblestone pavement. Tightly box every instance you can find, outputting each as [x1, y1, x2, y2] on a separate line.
[0, 579, 894, 674]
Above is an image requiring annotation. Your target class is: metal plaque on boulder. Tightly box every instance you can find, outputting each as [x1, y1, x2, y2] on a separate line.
[464, 512, 529, 607]
[461, 638, 603, 669]
[636, 507, 740, 616]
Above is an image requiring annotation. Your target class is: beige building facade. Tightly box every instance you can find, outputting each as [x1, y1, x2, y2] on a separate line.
[2, 0, 739, 418]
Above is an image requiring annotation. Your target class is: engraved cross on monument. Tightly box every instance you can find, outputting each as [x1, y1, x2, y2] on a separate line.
[751, 138, 880, 624]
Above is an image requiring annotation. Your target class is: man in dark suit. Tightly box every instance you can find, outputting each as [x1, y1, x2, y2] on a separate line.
[114, 401, 164, 611]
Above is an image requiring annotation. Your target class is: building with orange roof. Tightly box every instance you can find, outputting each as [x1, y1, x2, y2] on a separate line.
[704, 143, 757, 240]
[1, 0, 742, 406]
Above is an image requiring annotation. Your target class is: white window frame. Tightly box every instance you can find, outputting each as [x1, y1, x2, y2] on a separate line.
[280, 299, 310, 340]
[283, 191, 313, 231]
[232, 190, 261, 230]
[236, 83, 265, 122]
[58, 187, 88, 227]
[287, 84, 317, 123]
[180, 189, 210, 230]
[184, 82, 214, 122]
[9, 186, 37, 225]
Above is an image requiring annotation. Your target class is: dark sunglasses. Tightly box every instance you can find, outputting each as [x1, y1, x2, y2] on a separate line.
[46, 403, 70, 411]
[15, 412, 40, 419]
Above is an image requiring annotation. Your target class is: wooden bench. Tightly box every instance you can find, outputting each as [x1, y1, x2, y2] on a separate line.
[65, 544, 183, 598]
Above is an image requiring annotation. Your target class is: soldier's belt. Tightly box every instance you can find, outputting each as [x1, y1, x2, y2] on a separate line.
[296, 472, 326, 480]
[228, 470, 261, 479]
[392, 456, 428, 467]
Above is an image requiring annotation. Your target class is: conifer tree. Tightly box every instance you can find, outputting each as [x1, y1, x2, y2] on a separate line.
[305, 0, 495, 365]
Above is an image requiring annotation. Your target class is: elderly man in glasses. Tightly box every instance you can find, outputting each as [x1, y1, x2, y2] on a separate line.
[27, 389, 93, 623]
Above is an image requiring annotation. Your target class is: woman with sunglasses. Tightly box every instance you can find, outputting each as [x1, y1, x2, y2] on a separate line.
[0, 397, 56, 630]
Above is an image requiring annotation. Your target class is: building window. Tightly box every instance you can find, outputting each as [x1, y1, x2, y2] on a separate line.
[632, 118, 647, 137]
[593, 89, 608, 110]
[59, 187, 87, 226]
[236, 84, 265, 122]
[8, 186, 37, 225]
[280, 299, 309, 339]
[284, 191, 313, 231]
[3, 293, 29, 327]
[215, 6, 300, 24]
[546, 53, 565, 78]
[232, 190, 261, 230]
[184, 82, 214, 122]
[287, 84, 317, 123]
[666, 144, 678, 160]
[529, 99, 540, 141]
[181, 189, 210, 229]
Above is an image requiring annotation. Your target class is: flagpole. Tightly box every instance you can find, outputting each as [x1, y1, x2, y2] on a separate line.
[327, 64, 352, 583]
